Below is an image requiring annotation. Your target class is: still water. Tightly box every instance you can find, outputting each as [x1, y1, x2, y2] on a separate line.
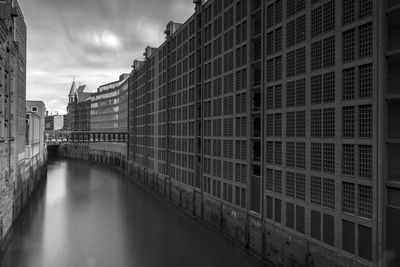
[0, 159, 263, 267]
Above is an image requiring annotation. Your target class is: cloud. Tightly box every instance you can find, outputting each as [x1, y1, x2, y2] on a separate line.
[18, 0, 195, 114]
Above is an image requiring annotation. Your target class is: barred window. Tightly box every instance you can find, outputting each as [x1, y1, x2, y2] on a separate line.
[311, 6, 322, 38]
[359, 64, 372, 99]
[223, 140, 233, 158]
[287, 112, 296, 137]
[359, 23, 372, 59]
[266, 4, 274, 29]
[275, 56, 282, 81]
[287, 81, 296, 107]
[311, 41, 322, 70]
[297, 0, 306, 12]
[275, 142, 282, 165]
[359, 0, 372, 19]
[343, 29, 355, 62]
[343, 182, 355, 214]
[275, 27, 282, 53]
[287, 20, 296, 48]
[323, 72, 335, 103]
[311, 176, 322, 205]
[342, 144, 355, 176]
[296, 79, 306, 107]
[323, 36, 335, 68]
[275, 85, 282, 109]
[311, 109, 322, 137]
[343, 106, 355, 138]
[266, 141, 274, 164]
[266, 87, 274, 110]
[359, 145, 372, 179]
[323, 178, 335, 209]
[287, 0, 296, 18]
[286, 172, 295, 197]
[287, 50, 296, 77]
[343, 0, 355, 25]
[266, 168, 274, 191]
[311, 75, 322, 104]
[296, 15, 306, 44]
[275, 0, 282, 24]
[323, 0, 335, 33]
[296, 111, 306, 137]
[223, 96, 234, 115]
[286, 142, 295, 167]
[267, 59, 274, 82]
[323, 108, 335, 137]
[296, 174, 306, 201]
[358, 185, 372, 219]
[359, 104, 372, 138]
[275, 113, 282, 137]
[343, 68, 355, 100]
[266, 114, 274, 137]
[311, 143, 322, 171]
[296, 142, 306, 169]
[274, 170, 282, 193]
[224, 7, 234, 30]
[296, 47, 306, 75]
[323, 143, 335, 173]
[267, 32, 274, 56]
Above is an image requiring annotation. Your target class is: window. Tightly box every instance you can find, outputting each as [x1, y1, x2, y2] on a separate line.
[296, 142, 306, 169]
[343, 144, 355, 176]
[343, 68, 355, 100]
[311, 75, 322, 104]
[311, 109, 322, 137]
[287, 112, 296, 137]
[343, 29, 355, 62]
[343, 0, 355, 25]
[323, 143, 335, 173]
[359, 145, 372, 179]
[358, 185, 372, 219]
[296, 111, 306, 137]
[311, 41, 322, 70]
[359, 23, 372, 58]
[343, 106, 355, 138]
[323, 178, 335, 209]
[359, 104, 372, 138]
[359, 64, 372, 99]
[31, 106, 38, 112]
[311, 6, 322, 37]
[296, 174, 306, 201]
[359, 0, 372, 19]
[311, 176, 322, 205]
[343, 182, 355, 214]
[323, 0, 335, 33]
[311, 143, 322, 171]
[286, 172, 295, 197]
[323, 108, 335, 137]
[274, 170, 282, 193]
[323, 36, 335, 67]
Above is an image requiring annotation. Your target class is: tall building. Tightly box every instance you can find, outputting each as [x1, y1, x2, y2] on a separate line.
[126, 0, 399, 266]
[90, 74, 129, 132]
[66, 81, 91, 131]
[0, 0, 27, 239]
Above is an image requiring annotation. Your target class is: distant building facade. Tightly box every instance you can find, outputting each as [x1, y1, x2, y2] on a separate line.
[90, 74, 129, 132]
[25, 101, 46, 172]
[66, 81, 91, 131]
[44, 114, 64, 131]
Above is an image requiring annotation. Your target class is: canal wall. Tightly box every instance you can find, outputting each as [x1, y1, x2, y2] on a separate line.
[0, 149, 48, 258]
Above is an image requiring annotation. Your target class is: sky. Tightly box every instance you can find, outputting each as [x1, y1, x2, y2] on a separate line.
[18, 0, 194, 114]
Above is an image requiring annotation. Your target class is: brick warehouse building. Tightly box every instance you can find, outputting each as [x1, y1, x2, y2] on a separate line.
[127, 0, 400, 266]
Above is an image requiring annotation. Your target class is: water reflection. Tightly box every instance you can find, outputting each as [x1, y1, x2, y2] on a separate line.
[0, 159, 263, 267]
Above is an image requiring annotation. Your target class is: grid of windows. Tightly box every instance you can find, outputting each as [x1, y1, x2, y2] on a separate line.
[343, 144, 355, 176]
[343, 182, 355, 214]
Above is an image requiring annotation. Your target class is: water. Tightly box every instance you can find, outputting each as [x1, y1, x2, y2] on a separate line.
[0, 159, 263, 267]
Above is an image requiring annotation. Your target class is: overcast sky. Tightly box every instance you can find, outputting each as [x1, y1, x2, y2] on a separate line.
[18, 0, 193, 114]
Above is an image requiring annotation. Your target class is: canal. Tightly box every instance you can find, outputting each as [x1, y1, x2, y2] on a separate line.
[0, 158, 263, 267]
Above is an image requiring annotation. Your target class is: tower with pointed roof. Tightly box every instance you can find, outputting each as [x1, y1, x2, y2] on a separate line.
[68, 79, 77, 103]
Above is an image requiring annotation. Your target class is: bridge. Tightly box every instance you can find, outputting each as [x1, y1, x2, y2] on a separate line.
[45, 130, 128, 144]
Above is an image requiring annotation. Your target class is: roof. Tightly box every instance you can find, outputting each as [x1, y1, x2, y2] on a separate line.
[68, 80, 77, 96]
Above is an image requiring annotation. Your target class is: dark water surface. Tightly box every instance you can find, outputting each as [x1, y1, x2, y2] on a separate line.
[0, 159, 263, 267]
